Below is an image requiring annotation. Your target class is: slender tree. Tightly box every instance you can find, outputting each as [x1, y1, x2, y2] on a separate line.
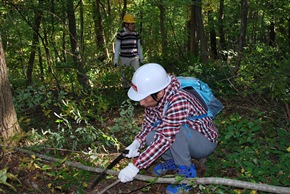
[157, 1, 167, 56]
[66, 0, 90, 90]
[195, 0, 208, 63]
[26, 0, 43, 86]
[189, 0, 208, 63]
[0, 33, 21, 140]
[208, 10, 217, 59]
[218, 0, 227, 61]
[189, 4, 198, 56]
[267, 2, 276, 47]
[121, 0, 127, 20]
[234, 0, 248, 75]
[93, 0, 109, 60]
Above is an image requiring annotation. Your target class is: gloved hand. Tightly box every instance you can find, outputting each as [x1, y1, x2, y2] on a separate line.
[118, 163, 139, 183]
[125, 139, 140, 158]
[114, 63, 118, 67]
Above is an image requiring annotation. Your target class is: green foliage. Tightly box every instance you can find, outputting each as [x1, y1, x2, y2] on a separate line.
[12, 85, 48, 112]
[110, 99, 140, 145]
[46, 166, 92, 192]
[0, 168, 20, 193]
[1, 0, 290, 192]
[99, 70, 121, 88]
[31, 100, 120, 151]
[87, 65, 121, 88]
[70, 91, 109, 121]
[172, 58, 233, 98]
[206, 113, 290, 189]
[235, 43, 290, 104]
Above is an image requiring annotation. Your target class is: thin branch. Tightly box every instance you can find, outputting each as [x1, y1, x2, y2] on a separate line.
[3, 146, 290, 194]
[94, 180, 120, 194]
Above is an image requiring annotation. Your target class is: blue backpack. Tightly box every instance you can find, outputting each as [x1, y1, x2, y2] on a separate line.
[152, 76, 223, 127]
[177, 76, 223, 119]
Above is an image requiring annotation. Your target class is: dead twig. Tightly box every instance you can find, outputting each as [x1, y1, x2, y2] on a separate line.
[96, 180, 120, 194]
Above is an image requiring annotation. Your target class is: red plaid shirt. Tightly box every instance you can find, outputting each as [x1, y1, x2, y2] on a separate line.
[133, 76, 218, 169]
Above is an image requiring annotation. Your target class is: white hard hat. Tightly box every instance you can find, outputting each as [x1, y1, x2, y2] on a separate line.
[128, 63, 171, 101]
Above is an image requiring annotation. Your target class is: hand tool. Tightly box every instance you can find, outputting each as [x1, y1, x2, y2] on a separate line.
[90, 149, 129, 190]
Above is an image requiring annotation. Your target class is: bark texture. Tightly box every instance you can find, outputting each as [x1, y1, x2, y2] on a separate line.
[0, 34, 21, 140]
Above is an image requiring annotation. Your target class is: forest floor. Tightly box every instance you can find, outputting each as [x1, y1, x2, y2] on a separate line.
[1, 90, 288, 194]
[1, 146, 208, 194]
[0, 100, 213, 194]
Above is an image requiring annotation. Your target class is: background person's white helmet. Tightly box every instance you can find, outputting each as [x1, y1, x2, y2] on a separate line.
[128, 63, 171, 101]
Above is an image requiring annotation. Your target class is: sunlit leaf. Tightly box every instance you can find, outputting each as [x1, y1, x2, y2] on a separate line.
[41, 165, 52, 171]
[34, 163, 41, 169]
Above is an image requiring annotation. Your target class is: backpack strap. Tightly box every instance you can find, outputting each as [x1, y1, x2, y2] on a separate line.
[151, 102, 169, 127]
[151, 100, 207, 127]
[187, 113, 208, 120]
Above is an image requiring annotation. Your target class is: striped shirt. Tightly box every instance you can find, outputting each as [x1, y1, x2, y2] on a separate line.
[116, 29, 140, 58]
[133, 76, 219, 169]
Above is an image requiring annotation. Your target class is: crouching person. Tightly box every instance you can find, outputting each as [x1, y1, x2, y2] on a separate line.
[118, 63, 218, 194]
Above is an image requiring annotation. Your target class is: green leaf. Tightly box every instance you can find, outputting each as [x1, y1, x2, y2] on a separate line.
[0, 168, 18, 191]
[0, 168, 8, 183]
[41, 165, 52, 171]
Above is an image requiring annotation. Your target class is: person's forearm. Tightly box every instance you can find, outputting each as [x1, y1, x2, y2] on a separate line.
[137, 40, 143, 62]
[114, 39, 121, 64]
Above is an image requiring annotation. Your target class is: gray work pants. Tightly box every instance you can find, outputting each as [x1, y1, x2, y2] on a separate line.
[120, 56, 140, 71]
[119, 56, 139, 87]
[145, 125, 217, 167]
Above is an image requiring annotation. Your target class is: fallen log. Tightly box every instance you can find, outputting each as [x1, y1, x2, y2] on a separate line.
[4, 146, 290, 194]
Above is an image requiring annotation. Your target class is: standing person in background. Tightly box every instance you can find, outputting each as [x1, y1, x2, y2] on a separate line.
[114, 13, 143, 87]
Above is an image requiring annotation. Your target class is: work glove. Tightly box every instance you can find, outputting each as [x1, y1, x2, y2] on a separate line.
[125, 139, 140, 158]
[118, 163, 139, 183]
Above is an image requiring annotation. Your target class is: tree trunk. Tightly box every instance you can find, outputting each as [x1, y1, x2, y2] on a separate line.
[269, 21, 275, 47]
[61, 1, 67, 63]
[26, 0, 43, 86]
[259, 9, 266, 42]
[157, 2, 167, 56]
[80, 0, 85, 54]
[249, 10, 258, 44]
[37, 47, 44, 83]
[288, 17, 290, 41]
[66, 0, 90, 91]
[189, 3, 198, 56]
[121, 0, 127, 21]
[234, 0, 248, 75]
[195, 0, 208, 63]
[218, 0, 227, 61]
[93, 0, 109, 61]
[208, 10, 217, 60]
[0, 34, 21, 140]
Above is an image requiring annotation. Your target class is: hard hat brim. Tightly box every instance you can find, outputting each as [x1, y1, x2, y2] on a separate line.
[127, 75, 171, 101]
[127, 87, 148, 101]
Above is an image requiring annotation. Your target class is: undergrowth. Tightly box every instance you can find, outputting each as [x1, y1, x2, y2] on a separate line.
[2, 52, 289, 193]
[205, 113, 290, 193]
